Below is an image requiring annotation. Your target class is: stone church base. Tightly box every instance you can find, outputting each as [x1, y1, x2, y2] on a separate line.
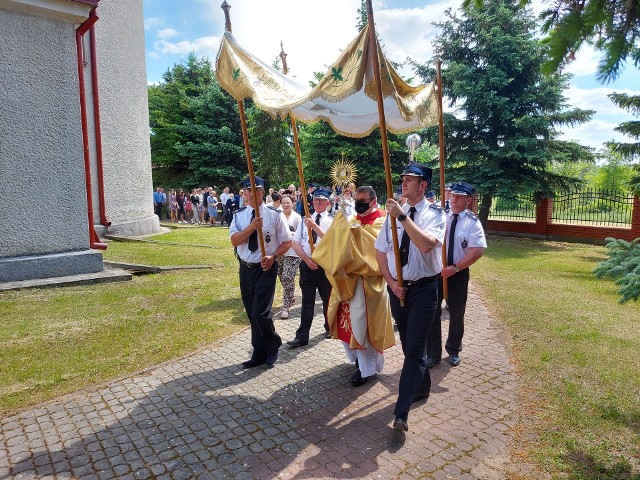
[0, 250, 104, 282]
[95, 215, 160, 238]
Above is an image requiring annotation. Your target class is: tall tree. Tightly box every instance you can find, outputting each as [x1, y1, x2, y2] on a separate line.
[174, 81, 245, 188]
[415, 0, 595, 223]
[606, 92, 640, 193]
[247, 106, 297, 188]
[299, 121, 407, 198]
[148, 53, 244, 188]
[464, 0, 640, 83]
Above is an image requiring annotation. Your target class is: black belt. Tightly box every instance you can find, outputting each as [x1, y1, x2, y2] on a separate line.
[399, 275, 437, 286]
[239, 258, 261, 269]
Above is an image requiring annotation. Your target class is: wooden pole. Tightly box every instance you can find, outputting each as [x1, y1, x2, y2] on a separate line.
[222, 1, 265, 257]
[279, 43, 315, 253]
[436, 58, 448, 299]
[366, 0, 404, 304]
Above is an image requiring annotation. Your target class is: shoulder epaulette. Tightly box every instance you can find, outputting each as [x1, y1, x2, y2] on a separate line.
[466, 209, 478, 221]
[328, 212, 335, 218]
[234, 207, 247, 214]
[429, 203, 444, 212]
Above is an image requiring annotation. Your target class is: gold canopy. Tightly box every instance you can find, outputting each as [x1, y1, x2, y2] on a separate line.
[216, 25, 439, 137]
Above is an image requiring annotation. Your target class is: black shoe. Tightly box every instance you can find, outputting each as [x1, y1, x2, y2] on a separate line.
[242, 356, 266, 368]
[324, 331, 333, 339]
[288, 338, 308, 349]
[412, 392, 429, 403]
[448, 355, 460, 367]
[350, 370, 368, 387]
[393, 417, 408, 432]
[265, 350, 279, 368]
[426, 357, 441, 369]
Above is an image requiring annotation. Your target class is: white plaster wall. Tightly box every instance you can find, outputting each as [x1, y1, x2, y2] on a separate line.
[91, 0, 159, 234]
[0, 8, 89, 258]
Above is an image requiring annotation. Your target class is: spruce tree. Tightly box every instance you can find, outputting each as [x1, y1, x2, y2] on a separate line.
[594, 238, 640, 303]
[414, 0, 594, 223]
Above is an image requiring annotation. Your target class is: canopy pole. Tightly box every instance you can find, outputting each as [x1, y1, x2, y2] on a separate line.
[366, 0, 404, 305]
[279, 43, 315, 253]
[222, 1, 265, 257]
[436, 58, 448, 300]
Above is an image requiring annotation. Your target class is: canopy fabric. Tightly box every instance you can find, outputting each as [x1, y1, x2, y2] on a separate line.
[216, 25, 439, 137]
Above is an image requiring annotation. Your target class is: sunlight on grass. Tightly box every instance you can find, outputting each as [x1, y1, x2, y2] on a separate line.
[0, 227, 252, 414]
[473, 236, 640, 479]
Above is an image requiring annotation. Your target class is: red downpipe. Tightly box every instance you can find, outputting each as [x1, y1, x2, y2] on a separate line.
[89, 22, 110, 227]
[76, 9, 107, 250]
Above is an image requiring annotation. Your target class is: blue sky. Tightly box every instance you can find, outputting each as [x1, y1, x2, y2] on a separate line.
[143, 0, 639, 152]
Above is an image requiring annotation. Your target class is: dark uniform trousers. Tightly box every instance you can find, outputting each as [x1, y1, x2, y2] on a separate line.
[239, 263, 282, 359]
[427, 268, 470, 360]
[389, 278, 438, 421]
[296, 262, 331, 342]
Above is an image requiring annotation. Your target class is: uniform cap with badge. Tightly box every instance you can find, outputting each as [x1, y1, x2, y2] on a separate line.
[240, 176, 266, 189]
[400, 161, 432, 185]
[312, 187, 332, 200]
[450, 180, 475, 196]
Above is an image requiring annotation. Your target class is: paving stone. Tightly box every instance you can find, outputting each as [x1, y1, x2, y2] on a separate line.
[0, 285, 520, 479]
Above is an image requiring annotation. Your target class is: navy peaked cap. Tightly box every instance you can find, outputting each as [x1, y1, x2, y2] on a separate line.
[401, 161, 432, 184]
[312, 187, 332, 200]
[240, 176, 265, 189]
[450, 180, 475, 196]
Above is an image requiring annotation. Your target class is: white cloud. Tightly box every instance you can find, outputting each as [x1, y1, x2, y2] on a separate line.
[559, 119, 626, 150]
[144, 17, 163, 30]
[148, 51, 161, 60]
[157, 28, 180, 39]
[153, 36, 220, 57]
[564, 44, 601, 77]
[566, 86, 640, 116]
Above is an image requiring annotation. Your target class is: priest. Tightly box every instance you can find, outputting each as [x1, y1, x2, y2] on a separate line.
[313, 186, 395, 386]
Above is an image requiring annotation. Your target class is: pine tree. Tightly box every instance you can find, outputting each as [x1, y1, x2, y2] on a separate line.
[414, 0, 594, 223]
[464, 0, 640, 83]
[594, 238, 640, 303]
[606, 93, 640, 194]
[147, 53, 244, 188]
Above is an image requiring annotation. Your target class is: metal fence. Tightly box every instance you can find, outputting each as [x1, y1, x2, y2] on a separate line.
[551, 189, 634, 226]
[488, 194, 537, 221]
[486, 189, 634, 227]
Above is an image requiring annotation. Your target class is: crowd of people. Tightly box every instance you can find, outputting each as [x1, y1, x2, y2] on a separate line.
[153, 183, 363, 227]
[225, 162, 487, 433]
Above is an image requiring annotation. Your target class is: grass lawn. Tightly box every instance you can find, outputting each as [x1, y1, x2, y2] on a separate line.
[0, 226, 254, 414]
[473, 236, 640, 480]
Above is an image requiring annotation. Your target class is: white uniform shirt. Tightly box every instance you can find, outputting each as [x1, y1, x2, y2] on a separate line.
[446, 209, 487, 265]
[374, 198, 446, 281]
[283, 211, 302, 257]
[230, 204, 290, 263]
[220, 192, 231, 206]
[293, 210, 334, 257]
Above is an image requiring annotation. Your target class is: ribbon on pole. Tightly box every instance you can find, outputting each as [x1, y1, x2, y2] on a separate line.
[221, 1, 265, 257]
[365, 0, 405, 306]
[279, 43, 315, 254]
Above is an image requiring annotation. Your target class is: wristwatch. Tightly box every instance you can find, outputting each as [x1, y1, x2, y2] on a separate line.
[397, 214, 407, 222]
[453, 264, 460, 273]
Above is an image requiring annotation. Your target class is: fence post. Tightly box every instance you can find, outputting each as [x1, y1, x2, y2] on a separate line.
[535, 196, 553, 236]
[632, 195, 640, 239]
